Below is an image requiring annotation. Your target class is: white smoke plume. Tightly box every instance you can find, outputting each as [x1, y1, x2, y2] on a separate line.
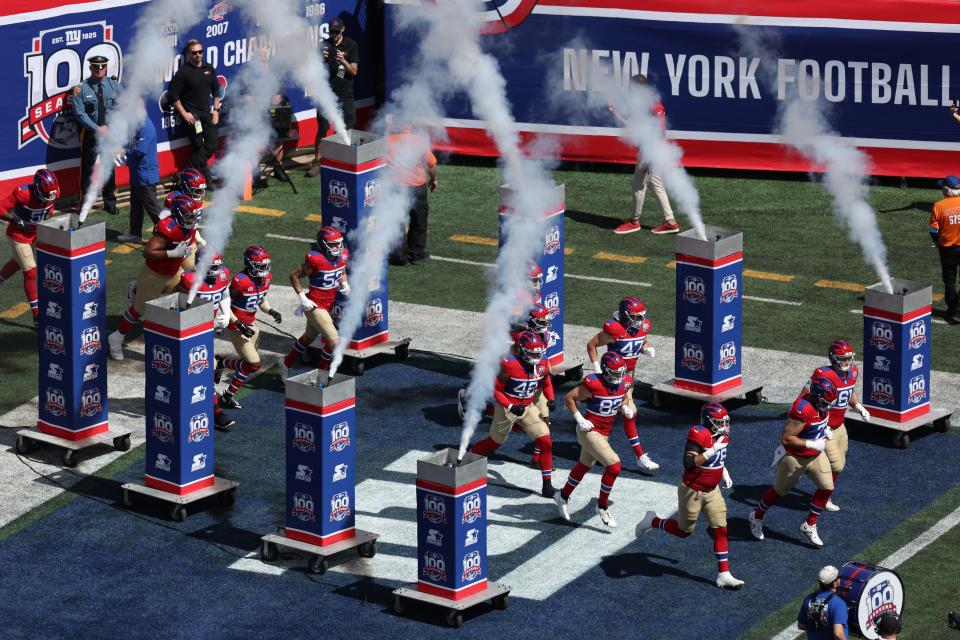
[79, 0, 206, 223]
[736, 24, 893, 293]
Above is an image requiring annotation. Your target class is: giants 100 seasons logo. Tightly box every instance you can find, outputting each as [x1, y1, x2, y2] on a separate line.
[20, 21, 123, 149]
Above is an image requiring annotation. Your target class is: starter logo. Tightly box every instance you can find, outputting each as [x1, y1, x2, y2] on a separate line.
[295, 464, 313, 483]
[426, 529, 443, 546]
[47, 363, 63, 381]
[870, 377, 894, 406]
[907, 375, 926, 404]
[155, 453, 172, 472]
[874, 355, 891, 372]
[327, 180, 349, 208]
[82, 301, 98, 320]
[681, 343, 705, 371]
[682, 276, 705, 304]
[44, 387, 66, 416]
[719, 274, 739, 303]
[329, 421, 351, 452]
[545, 265, 559, 283]
[292, 492, 316, 522]
[721, 314, 736, 332]
[544, 225, 561, 254]
[465, 528, 479, 546]
[152, 413, 174, 443]
[423, 493, 447, 524]
[363, 178, 379, 207]
[80, 388, 102, 417]
[462, 550, 483, 582]
[42, 264, 64, 293]
[46, 301, 62, 319]
[869, 321, 894, 351]
[364, 297, 383, 327]
[44, 326, 65, 355]
[187, 345, 209, 374]
[907, 320, 926, 349]
[911, 354, 924, 371]
[333, 463, 348, 482]
[151, 345, 173, 375]
[329, 491, 351, 522]
[83, 363, 99, 381]
[78, 264, 101, 293]
[461, 492, 482, 524]
[79, 326, 101, 356]
[330, 216, 348, 232]
[20, 22, 122, 149]
[544, 292, 560, 319]
[154, 385, 171, 403]
[190, 385, 207, 404]
[190, 453, 207, 472]
[187, 414, 209, 443]
[422, 552, 446, 582]
[684, 316, 702, 333]
[292, 422, 316, 452]
[718, 341, 737, 370]
[548, 330, 560, 348]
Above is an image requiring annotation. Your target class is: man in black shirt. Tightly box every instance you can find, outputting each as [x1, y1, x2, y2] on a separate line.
[168, 39, 221, 185]
[306, 17, 359, 177]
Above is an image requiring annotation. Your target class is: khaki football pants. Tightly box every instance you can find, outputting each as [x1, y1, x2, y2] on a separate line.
[490, 403, 549, 444]
[677, 483, 727, 533]
[774, 452, 834, 495]
[7, 236, 36, 270]
[227, 322, 261, 365]
[133, 263, 182, 315]
[824, 424, 849, 474]
[577, 429, 620, 468]
[303, 307, 339, 344]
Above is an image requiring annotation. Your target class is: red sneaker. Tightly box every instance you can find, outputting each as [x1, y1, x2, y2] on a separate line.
[613, 220, 642, 235]
[651, 220, 680, 234]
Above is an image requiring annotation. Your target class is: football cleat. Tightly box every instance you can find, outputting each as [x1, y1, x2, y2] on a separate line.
[553, 493, 570, 521]
[220, 392, 242, 410]
[637, 452, 660, 473]
[716, 571, 745, 590]
[541, 481, 556, 499]
[214, 355, 224, 383]
[800, 521, 824, 547]
[747, 511, 765, 541]
[457, 387, 466, 419]
[596, 506, 617, 528]
[825, 498, 840, 512]
[108, 331, 124, 361]
[635, 510, 656, 537]
[214, 410, 236, 432]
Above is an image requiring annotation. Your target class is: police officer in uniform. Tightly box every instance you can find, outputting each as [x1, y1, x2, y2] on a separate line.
[73, 55, 121, 214]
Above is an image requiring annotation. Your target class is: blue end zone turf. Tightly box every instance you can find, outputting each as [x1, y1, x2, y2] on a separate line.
[1, 355, 958, 638]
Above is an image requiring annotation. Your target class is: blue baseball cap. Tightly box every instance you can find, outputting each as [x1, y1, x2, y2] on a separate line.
[938, 175, 960, 188]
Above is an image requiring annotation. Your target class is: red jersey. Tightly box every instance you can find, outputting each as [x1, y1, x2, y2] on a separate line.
[682, 425, 728, 492]
[179, 268, 231, 315]
[811, 365, 859, 428]
[304, 248, 348, 310]
[785, 394, 830, 458]
[229, 272, 272, 325]
[581, 373, 633, 436]
[2, 185, 55, 244]
[145, 218, 197, 276]
[602, 317, 651, 373]
[494, 354, 548, 408]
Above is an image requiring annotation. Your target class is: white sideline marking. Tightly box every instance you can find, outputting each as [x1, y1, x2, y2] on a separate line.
[771, 504, 960, 640]
[743, 295, 802, 306]
[849, 308, 948, 325]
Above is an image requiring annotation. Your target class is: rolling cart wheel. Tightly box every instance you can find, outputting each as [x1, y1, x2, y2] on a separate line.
[395, 342, 410, 361]
[122, 490, 133, 508]
[171, 505, 188, 522]
[358, 540, 377, 558]
[62, 450, 78, 468]
[446, 609, 463, 628]
[566, 365, 583, 383]
[493, 593, 509, 610]
[392, 594, 405, 615]
[352, 359, 365, 376]
[308, 555, 328, 575]
[934, 418, 950, 433]
[113, 434, 131, 452]
[218, 489, 237, 506]
[261, 541, 279, 562]
[747, 390, 764, 405]
[894, 432, 910, 449]
[16, 436, 30, 454]
[650, 390, 663, 409]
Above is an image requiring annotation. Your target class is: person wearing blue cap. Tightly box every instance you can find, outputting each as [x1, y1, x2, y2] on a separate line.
[931, 175, 960, 323]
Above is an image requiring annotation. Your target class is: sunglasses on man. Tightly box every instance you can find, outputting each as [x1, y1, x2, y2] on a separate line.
[189, 49, 203, 56]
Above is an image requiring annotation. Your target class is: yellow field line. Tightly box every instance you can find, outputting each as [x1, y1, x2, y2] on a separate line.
[236, 205, 285, 217]
[592, 251, 647, 265]
[0, 302, 29, 319]
[744, 268, 794, 282]
[105, 259, 113, 265]
[111, 243, 140, 255]
[814, 279, 865, 292]
[564, 247, 574, 256]
[665, 260, 676, 269]
[450, 234, 498, 247]
[305, 214, 323, 223]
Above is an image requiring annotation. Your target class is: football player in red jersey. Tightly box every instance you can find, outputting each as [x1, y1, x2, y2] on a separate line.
[749, 377, 839, 547]
[161, 170, 206, 270]
[177, 250, 235, 431]
[528, 262, 543, 305]
[469, 331, 557, 498]
[805, 339, 869, 512]
[281, 227, 350, 377]
[215, 246, 282, 409]
[636, 403, 744, 589]
[108, 194, 199, 359]
[554, 351, 632, 528]
[0, 169, 59, 328]
[586, 295, 659, 472]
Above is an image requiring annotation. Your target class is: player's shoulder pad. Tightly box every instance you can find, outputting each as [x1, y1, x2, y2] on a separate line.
[641, 319, 652, 333]
[602, 318, 624, 337]
[624, 373, 635, 389]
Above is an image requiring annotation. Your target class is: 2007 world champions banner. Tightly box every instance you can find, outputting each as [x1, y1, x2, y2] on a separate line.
[384, 0, 960, 177]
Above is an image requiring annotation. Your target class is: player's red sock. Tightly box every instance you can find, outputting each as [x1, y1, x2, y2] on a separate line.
[227, 360, 260, 394]
[651, 516, 691, 538]
[708, 526, 730, 572]
[0, 259, 19, 282]
[598, 461, 621, 509]
[561, 462, 590, 501]
[22, 268, 38, 318]
[118, 306, 141, 335]
[531, 445, 541, 465]
[806, 488, 833, 526]
[213, 393, 222, 416]
[470, 437, 500, 456]
[754, 486, 782, 519]
[222, 358, 241, 371]
[623, 415, 644, 457]
[535, 435, 553, 484]
[283, 335, 310, 368]
[316, 337, 333, 370]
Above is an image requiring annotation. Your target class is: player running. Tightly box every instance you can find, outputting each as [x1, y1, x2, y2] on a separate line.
[635, 402, 744, 589]
[554, 351, 632, 528]
[0, 169, 59, 329]
[586, 295, 659, 472]
[748, 376, 839, 547]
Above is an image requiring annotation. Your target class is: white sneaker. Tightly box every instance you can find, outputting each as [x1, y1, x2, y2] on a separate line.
[825, 499, 840, 512]
[457, 388, 466, 419]
[635, 510, 656, 537]
[553, 493, 570, 521]
[716, 571, 745, 589]
[108, 331, 124, 361]
[800, 521, 824, 547]
[596, 506, 617, 528]
[747, 511, 765, 541]
[637, 452, 660, 473]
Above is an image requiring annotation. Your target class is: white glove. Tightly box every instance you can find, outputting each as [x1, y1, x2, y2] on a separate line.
[824, 428, 834, 440]
[113, 153, 127, 166]
[214, 312, 229, 329]
[858, 406, 871, 422]
[805, 439, 826, 452]
[298, 291, 317, 311]
[573, 412, 594, 433]
[643, 345, 656, 358]
[621, 404, 635, 419]
[338, 280, 351, 296]
[703, 438, 728, 460]
[166, 243, 192, 259]
[721, 468, 733, 490]
[592, 360, 601, 375]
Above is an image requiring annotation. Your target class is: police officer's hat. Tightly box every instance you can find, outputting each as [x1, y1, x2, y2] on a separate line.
[89, 55, 109, 68]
